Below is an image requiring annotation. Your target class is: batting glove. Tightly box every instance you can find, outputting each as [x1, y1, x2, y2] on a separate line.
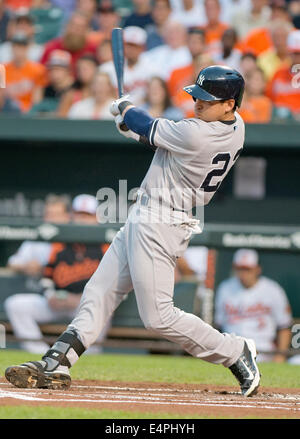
[110, 95, 132, 116]
[115, 114, 139, 141]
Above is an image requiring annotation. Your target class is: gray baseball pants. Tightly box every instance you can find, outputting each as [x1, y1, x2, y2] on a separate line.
[68, 202, 244, 367]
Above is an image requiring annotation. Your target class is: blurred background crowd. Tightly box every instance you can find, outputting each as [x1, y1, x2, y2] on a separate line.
[0, 0, 300, 123]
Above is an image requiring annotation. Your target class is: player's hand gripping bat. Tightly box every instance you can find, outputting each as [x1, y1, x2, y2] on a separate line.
[111, 28, 129, 131]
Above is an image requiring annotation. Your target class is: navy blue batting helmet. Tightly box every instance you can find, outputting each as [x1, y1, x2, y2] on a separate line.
[183, 65, 245, 108]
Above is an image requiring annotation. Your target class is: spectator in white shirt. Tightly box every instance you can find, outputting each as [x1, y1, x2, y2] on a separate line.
[100, 26, 154, 105]
[68, 71, 116, 119]
[170, 0, 207, 28]
[0, 10, 43, 64]
[215, 249, 292, 363]
[213, 28, 242, 71]
[144, 20, 192, 80]
[231, 0, 272, 38]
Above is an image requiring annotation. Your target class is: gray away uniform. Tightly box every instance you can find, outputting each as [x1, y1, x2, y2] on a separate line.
[68, 113, 245, 367]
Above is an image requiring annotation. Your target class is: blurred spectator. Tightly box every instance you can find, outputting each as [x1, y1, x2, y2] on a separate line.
[169, 0, 252, 26]
[170, 0, 207, 28]
[4, 194, 108, 354]
[0, 10, 43, 63]
[0, 0, 11, 43]
[29, 50, 74, 116]
[30, 1, 65, 44]
[87, 3, 120, 46]
[257, 20, 293, 80]
[214, 249, 292, 362]
[0, 87, 21, 115]
[266, 30, 300, 119]
[232, 0, 271, 39]
[123, 0, 154, 30]
[40, 12, 98, 71]
[203, 0, 229, 55]
[219, 0, 252, 24]
[212, 28, 242, 71]
[58, 53, 98, 117]
[96, 38, 112, 65]
[174, 254, 196, 283]
[100, 26, 154, 105]
[146, 0, 172, 50]
[5, 0, 32, 10]
[168, 28, 213, 116]
[239, 52, 258, 76]
[68, 71, 115, 119]
[238, 67, 272, 123]
[241, 1, 292, 57]
[289, 0, 300, 29]
[49, 0, 76, 24]
[76, 0, 98, 31]
[144, 21, 192, 81]
[5, 32, 47, 112]
[7, 195, 70, 278]
[142, 76, 183, 121]
[270, 0, 291, 22]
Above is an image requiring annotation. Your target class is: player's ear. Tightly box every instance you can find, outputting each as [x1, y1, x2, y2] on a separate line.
[225, 99, 235, 113]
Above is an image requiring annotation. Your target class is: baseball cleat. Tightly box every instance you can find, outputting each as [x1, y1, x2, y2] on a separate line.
[5, 361, 71, 390]
[229, 338, 261, 397]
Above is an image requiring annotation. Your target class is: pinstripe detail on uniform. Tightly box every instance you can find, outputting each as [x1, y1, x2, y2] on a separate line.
[149, 119, 159, 146]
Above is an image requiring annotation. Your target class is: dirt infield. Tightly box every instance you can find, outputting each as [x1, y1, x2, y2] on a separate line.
[0, 378, 300, 418]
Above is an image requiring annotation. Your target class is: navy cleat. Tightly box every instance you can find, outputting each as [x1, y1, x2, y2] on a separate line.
[229, 338, 261, 397]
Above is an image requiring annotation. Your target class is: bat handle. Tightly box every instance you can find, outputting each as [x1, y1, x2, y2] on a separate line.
[119, 121, 129, 132]
[118, 94, 129, 131]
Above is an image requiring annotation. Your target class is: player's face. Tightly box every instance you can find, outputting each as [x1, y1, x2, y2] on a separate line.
[234, 266, 261, 288]
[194, 99, 235, 122]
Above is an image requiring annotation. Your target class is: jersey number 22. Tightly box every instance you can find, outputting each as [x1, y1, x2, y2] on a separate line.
[200, 150, 242, 193]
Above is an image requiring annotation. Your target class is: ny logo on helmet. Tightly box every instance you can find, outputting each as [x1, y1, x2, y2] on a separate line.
[197, 74, 205, 86]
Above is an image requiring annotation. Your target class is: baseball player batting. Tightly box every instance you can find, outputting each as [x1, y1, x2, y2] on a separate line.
[5, 65, 261, 397]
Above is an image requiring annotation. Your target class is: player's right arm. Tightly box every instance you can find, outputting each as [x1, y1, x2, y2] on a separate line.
[111, 97, 193, 153]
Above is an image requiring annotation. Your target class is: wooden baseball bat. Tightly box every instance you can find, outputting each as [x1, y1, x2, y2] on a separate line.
[111, 28, 128, 131]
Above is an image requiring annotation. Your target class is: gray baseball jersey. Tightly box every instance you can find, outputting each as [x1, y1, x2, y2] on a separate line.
[67, 112, 246, 369]
[141, 112, 244, 211]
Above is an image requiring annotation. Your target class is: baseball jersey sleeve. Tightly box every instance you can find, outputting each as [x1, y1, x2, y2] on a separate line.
[270, 284, 293, 329]
[149, 118, 202, 155]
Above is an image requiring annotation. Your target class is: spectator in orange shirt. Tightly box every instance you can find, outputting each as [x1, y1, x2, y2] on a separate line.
[5, 0, 32, 10]
[257, 20, 293, 81]
[5, 32, 47, 112]
[168, 28, 206, 97]
[203, 0, 229, 55]
[241, 0, 293, 57]
[266, 30, 300, 118]
[168, 28, 213, 117]
[40, 12, 98, 72]
[239, 67, 272, 123]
